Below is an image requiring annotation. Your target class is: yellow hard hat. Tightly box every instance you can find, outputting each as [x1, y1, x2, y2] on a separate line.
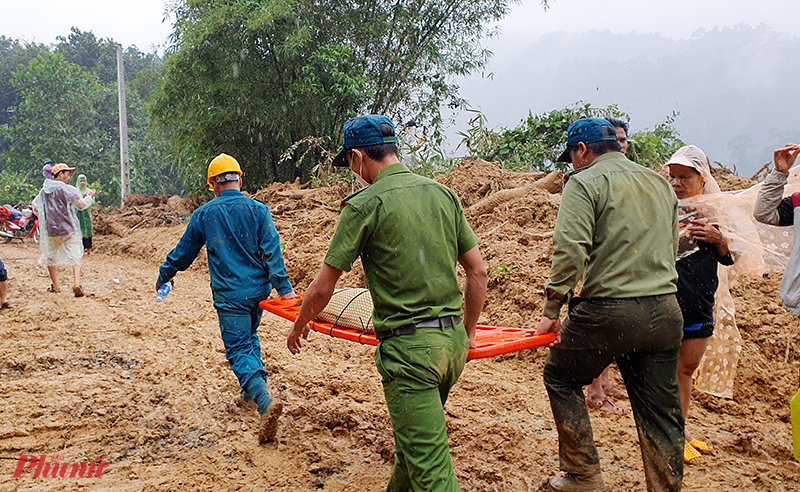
[207, 153, 242, 190]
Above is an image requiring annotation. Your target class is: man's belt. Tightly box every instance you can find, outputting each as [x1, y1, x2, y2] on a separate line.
[375, 316, 461, 341]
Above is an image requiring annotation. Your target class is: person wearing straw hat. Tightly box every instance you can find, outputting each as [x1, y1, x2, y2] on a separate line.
[534, 118, 683, 492]
[31, 163, 95, 297]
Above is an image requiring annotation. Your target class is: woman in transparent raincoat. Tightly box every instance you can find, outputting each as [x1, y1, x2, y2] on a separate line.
[31, 163, 95, 296]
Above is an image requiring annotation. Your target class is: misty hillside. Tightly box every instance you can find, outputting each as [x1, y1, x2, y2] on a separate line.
[455, 24, 800, 176]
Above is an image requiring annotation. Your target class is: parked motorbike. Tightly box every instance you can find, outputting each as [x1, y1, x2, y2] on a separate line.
[0, 204, 39, 244]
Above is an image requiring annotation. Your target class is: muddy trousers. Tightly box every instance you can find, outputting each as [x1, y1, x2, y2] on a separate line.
[375, 322, 469, 492]
[543, 294, 685, 492]
[215, 298, 272, 414]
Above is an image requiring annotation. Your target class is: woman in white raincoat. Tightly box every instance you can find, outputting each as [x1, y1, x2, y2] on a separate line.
[31, 163, 95, 297]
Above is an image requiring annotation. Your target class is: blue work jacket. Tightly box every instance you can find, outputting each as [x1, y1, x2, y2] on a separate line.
[158, 189, 292, 301]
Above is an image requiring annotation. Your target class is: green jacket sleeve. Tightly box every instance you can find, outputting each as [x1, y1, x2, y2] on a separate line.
[542, 178, 595, 319]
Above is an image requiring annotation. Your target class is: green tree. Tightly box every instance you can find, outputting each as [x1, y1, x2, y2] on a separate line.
[0, 51, 173, 206]
[0, 169, 39, 204]
[52, 28, 180, 197]
[56, 27, 166, 98]
[457, 103, 683, 172]
[153, 0, 519, 192]
[0, 36, 47, 156]
[627, 111, 684, 169]
[0, 31, 178, 206]
[458, 102, 629, 172]
[3, 52, 107, 170]
[56, 28, 119, 84]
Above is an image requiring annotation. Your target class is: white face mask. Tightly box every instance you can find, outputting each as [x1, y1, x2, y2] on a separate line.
[350, 150, 369, 187]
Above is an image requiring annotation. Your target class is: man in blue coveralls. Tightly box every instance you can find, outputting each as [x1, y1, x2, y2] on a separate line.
[157, 153, 296, 443]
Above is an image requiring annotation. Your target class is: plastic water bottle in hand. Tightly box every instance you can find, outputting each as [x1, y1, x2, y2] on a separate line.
[157, 281, 172, 302]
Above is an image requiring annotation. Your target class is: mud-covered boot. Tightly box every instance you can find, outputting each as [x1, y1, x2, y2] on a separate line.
[258, 400, 283, 444]
[244, 377, 272, 414]
[548, 473, 607, 492]
[244, 377, 283, 444]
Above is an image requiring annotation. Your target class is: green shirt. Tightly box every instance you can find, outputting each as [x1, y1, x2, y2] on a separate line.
[325, 163, 479, 333]
[543, 152, 679, 319]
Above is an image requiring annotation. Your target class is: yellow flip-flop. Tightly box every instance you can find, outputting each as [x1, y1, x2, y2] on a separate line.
[684, 442, 701, 463]
[689, 439, 714, 456]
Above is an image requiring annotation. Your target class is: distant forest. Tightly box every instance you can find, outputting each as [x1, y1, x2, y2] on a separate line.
[453, 24, 800, 177]
[0, 28, 176, 206]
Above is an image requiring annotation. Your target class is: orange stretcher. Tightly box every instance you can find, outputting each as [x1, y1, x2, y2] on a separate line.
[260, 295, 556, 360]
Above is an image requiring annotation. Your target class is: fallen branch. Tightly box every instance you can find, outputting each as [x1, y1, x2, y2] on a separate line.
[130, 217, 150, 231]
[467, 170, 563, 216]
[483, 220, 509, 237]
[750, 162, 771, 181]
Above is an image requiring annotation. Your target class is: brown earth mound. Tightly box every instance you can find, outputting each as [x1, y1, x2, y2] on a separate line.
[712, 166, 758, 192]
[94, 194, 200, 237]
[2, 160, 797, 491]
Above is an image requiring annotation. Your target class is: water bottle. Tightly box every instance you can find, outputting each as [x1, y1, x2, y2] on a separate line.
[157, 281, 173, 302]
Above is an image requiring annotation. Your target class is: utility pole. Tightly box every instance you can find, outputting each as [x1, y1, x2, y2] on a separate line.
[116, 44, 130, 206]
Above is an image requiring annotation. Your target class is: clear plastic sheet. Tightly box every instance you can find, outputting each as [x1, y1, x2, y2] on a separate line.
[689, 167, 800, 397]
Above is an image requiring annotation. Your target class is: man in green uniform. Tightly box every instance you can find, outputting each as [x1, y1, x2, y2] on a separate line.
[287, 115, 488, 491]
[534, 118, 684, 492]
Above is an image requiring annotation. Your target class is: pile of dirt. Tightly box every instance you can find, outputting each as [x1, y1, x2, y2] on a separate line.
[3, 159, 797, 491]
[435, 158, 552, 206]
[93, 194, 200, 237]
[711, 166, 758, 192]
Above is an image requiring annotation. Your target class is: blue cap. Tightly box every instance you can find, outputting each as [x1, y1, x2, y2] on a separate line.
[557, 118, 618, 163]
[332, 115, 398, 167]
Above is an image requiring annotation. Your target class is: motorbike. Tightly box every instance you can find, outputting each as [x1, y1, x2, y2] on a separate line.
[0, 204, 39, 244]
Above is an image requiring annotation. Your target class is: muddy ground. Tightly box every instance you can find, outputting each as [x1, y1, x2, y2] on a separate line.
[0, 160, 798, 491]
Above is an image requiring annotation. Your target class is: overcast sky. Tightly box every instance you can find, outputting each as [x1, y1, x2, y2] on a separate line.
[4, 1, 799, 55]
[497, 1, 800, 42]
[2, 0, 173, 53]
[449, 1, 800, 173]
